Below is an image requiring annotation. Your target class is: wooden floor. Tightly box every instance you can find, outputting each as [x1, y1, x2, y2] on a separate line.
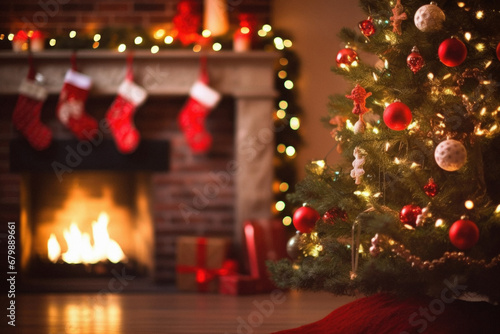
[14, 290, 357, 334]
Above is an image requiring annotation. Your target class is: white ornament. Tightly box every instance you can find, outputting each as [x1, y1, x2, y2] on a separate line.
[415, 206, 430, 226]
[353, 118, 366, 134]
[434, 139, 467, 172]
[350, 146, 366, 185]
[414, 2, 445, 32]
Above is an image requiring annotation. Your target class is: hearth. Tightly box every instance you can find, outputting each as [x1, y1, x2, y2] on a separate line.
[1, 51, 278, 291]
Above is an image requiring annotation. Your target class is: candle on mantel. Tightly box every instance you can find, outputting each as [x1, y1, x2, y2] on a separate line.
[31, 31, 45, 52]
[12, 30, 28, 52]
[233, 27, 251, 52]
[203, 0, 229, 37]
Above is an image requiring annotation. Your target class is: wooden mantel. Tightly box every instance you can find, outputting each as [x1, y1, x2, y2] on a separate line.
[0, 50, 279, 247]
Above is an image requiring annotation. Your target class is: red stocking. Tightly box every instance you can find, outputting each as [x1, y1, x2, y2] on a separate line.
[12, 57, 52, 150]
[178, 57, 221, 153]
[56, 53, 98, 140]
[106, 55, 147, 154]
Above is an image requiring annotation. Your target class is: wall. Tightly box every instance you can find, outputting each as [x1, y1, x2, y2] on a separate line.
[272, 0, 364, 179]
[0, 0, 272, 34]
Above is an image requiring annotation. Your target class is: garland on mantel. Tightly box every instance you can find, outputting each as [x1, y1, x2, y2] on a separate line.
[0, 24, 302, 228]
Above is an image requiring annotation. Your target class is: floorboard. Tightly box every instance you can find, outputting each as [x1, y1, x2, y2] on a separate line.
[13, 290, 358, 334]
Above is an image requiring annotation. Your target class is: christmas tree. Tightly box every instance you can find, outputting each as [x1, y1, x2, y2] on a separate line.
[269, 0, 500, 304]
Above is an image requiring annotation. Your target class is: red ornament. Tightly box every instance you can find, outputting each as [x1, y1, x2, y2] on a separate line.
[359, 17, 376, 37]
[438, 37, 467, 67]
[449, 218, 479, 250]
[423, 178, 438, 197]
[496, 42, 500, 62]
[323, 207, 348, 224]
[336, 48, 359, 67]
[407, 46, 425, 74]
[383, 101, 412, 131]
[293, 206, 320, 233]
[400, 204, 422, 227]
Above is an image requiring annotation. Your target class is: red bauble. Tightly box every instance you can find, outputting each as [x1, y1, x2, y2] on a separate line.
[449, 218, 479, 250]
[336, 48, 359, 67]
[359, 17, 376, 37]
[400, 204, 422, 227]
[407, 46, 425, 74]
[323, 207, 348, 223]
[293, 206, 320, 233]
[383, 101, 412, 131]
[438, 37, 467, 67]
[423, 178, 438, 197]
[496, 41, 500, 62]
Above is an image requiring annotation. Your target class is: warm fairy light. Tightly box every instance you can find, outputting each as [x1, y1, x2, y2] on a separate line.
[290, 117, 300, 130]
[464, 32, 471, 41]
[212, 42, 222, 51]
[284, 39, 292, 48]
[202, 29, 211, 38]
[394, 158, 401, 164]
[134, 36, 143, 45]
[154, 29, 165, 39]
[340, 63, 351, 71]
[436, 113, 445, 119]
[443, 73, 452, 80]
[282, 216, 292, 226]
[69, 30, 76, 38]
[279, 182, 289, 192]
[193, 44, 202, 52]
[279, 58, 289, 66]
[457, 2, 465, 7]
[258, 29, 267, 37]
[476, 10, 484, 19]
[465, 200, 474, 210]
[384, 59, 389, 69]
[240, 27, 250, 34]
[278, 70, 287, 79]
[475, 43, 486, 52]
[435, 219, 444, 228]
[49, 38, 56, 46]
[427, 72, 434, 81]
[372, 127, 379, 134]
[118, 44, 126, 52]
[480, 107, 487, 115]
[279, 100, 288, 109]
[313, 160, 326, 169]
[410, 162, 420, 169]
[407, 121, 418, 130]
[284, 80, 294, 89]
[164, 35, 174, 44]
[485, 60, 492, 68]
[353, 190, 371, 198]
[92, 42, 99, 49]
[94, 34, 101, 42]
[8, 33, 14, 41]
[496, 205, 500, 214]
[27, 30, 34, 38]
[346, 119, 354, 131]
[151, 45, 159, 54]
[277, 143, 286, 153]
[373, 72, 379, 81]
[276, 109, 286, 119]
[275, 201, 286, 212]
[490, 124, 498, 132]
[262, 24, 272, 32]
[385, 142, 390, 151]
[274, 37, 285, 50]
[286, 146, 296, 157]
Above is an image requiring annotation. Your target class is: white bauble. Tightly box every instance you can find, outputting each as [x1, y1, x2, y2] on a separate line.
[434, 139, 467, 172]
[414, 3, 445, 32]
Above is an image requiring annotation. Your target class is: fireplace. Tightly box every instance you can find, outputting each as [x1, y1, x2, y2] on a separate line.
[0, 50, 278, 290]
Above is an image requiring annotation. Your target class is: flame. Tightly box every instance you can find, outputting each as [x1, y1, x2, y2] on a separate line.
[47, 212, 126, 264]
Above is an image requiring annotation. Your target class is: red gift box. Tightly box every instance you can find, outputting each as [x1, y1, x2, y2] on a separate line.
[220, 219, 287, 295]
[176, 236, 236, 292]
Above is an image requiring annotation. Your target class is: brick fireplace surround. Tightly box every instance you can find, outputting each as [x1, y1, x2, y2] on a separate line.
[0, 50, 278, 285]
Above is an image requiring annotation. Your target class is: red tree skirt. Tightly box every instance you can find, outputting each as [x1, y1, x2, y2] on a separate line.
[273, 293, 499, 334]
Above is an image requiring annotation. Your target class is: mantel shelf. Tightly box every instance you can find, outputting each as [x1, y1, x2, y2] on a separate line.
[0, 50, 280, 97]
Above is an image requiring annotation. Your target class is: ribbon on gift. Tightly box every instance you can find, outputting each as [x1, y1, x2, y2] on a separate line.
[176, 237, 237, 292]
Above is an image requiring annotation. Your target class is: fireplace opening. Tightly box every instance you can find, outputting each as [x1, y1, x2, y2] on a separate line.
[21, 171, 154, 283]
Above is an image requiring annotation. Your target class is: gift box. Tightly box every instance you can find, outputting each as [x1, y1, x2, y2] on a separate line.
[176, 236, 235, 292]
